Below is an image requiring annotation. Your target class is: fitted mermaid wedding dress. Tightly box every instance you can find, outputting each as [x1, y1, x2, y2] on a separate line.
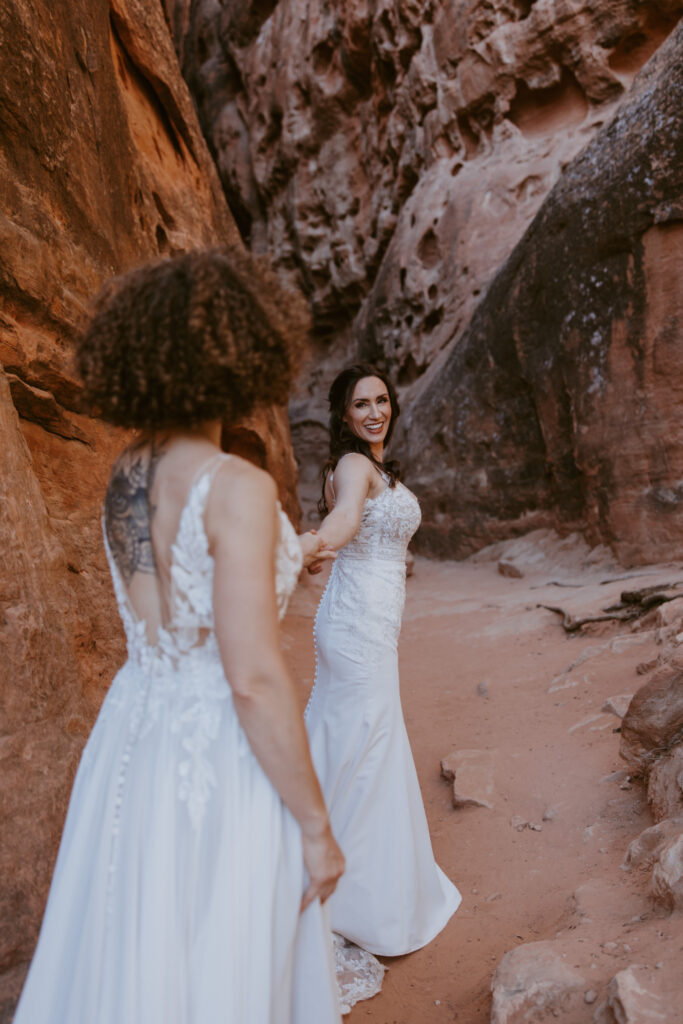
[14, 453, 341, 1024]
[305, 472, 461, 957]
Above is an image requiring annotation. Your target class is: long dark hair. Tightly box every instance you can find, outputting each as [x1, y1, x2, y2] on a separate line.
[318, 363, 401, 515]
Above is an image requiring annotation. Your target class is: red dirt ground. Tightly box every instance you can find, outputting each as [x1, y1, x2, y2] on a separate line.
[282, 531, 683, 1023]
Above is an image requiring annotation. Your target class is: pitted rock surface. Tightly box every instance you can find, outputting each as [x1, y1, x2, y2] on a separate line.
[170, 1, 683, 557]
[0, 0, 296, 1013]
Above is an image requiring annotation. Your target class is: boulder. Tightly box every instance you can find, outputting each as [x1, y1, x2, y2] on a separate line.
[607, 964, 679, 1023]
[623, 817, 683, 870]
[654, 599, 683, 629]
[650, 832, 683, 911]
[620, 660, 683, 773]
[647, 747, 683, 822]
[440, 749, 495, 810]
[491, 941, 585, 1023]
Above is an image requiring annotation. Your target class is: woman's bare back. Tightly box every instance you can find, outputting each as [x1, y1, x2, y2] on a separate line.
[104, 437, 223, 643]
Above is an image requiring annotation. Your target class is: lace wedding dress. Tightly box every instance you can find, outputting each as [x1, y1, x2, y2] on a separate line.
[305, 472, 461, 965]
[14, 453, 341, 1024]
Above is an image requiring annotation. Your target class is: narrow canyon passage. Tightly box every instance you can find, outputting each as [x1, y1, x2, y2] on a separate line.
[283, 534, 682, 1022]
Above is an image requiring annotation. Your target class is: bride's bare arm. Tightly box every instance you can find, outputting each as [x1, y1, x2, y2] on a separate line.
[298, 530, 336, 568]
[206, 459, 344, 908]
[315, 453, 373, 551]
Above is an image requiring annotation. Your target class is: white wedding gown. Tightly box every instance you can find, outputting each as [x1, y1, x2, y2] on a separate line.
[14, 454, 341, 1024]
[305, 474, 461, 957]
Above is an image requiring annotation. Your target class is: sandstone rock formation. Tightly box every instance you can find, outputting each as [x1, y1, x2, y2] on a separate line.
[490, 940, 586, 1023]
[623, 816, 683, 870]
[170, 0, 683, 558]
[483, 575, 683, 1022]
[394, 19, 683, 560]
[647, 746, 683, 822]
[620, 659, 683, 778]
[650, 832, 683, 911]
[171, 0, 680, 339]
[599, 963, 682, 1024]
[601, 695, 634, 720]
[0, 0, 295, 1014]
[620, 646, 683, 916]
[440, 748, 495, 809]
[4, 0, 683, 1014]
[0, 374, 92, 1016]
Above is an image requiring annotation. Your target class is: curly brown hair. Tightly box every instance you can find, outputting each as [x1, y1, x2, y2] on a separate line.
[76, 246, 310, 428]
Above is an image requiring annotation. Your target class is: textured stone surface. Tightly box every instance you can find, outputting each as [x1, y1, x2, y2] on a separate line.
[623, 817, 683, 870]
[607, 964, 679, 1021]
[647, 746, 683, 822]
[171, 0, 683, 556]
[619, 659, 683, 774]
[490, 940, 585, 1023]
[498, 559, 525, 579]
[172, 0, 679, 337]
[650, 832, 683, 911]
[618, 654, 683, 920]
[393, 20, 683, 559]
[602, 695, 634, 720]
[440, 749, 495, 809]
[0, 375, 87, 972]
[0, 0, 255, 1009]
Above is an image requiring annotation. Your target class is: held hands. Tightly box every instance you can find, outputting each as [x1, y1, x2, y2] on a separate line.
[300, 821, 345, 912]
[298, 530, 336, 575]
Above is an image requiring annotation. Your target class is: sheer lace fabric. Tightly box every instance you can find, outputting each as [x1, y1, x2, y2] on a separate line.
[333, 934, 385, 1014]
[14, 453, 340, 1024]
[100, 461, 305, 833]
[306, 476, 461, 960]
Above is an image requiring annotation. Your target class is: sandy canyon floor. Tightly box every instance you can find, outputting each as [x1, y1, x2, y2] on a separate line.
[282, 531, 683, 1023]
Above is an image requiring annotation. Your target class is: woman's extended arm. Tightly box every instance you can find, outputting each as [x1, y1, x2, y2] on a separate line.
[298, 530, 336, 568]
[206, 459, 344, 909]
[315, 453, 374, 551]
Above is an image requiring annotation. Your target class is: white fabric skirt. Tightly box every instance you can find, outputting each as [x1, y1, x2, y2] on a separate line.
[14, 657, 341, 1024]
[307, 580, 461, 957]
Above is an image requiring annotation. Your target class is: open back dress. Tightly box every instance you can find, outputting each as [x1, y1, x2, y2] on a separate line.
[14, 450, 341, 1024]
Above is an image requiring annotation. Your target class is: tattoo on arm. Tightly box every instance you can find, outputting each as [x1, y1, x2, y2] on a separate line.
[104, 445, 163, 586]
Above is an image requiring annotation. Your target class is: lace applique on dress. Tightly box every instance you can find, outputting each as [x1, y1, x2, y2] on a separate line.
[103, 455, 303, 833]
[275, 501, 303, 618]
[338, 480, 421, 563]
[333, 934, 385, 1014]
[305, 480, 420, 715]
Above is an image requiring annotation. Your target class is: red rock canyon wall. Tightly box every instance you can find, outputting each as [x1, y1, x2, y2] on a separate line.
[170, 0, 683, 557]
[0, 0, 296, 1014]
[3, 0, 683, 1014]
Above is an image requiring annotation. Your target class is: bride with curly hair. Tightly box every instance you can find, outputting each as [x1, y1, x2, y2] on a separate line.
[14, 247, 344, 1024]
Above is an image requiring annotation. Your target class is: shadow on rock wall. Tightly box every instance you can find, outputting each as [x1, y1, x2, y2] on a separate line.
[394, 22, 683, 561]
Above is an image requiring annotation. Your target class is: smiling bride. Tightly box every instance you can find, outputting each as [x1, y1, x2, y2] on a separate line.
[305, 363, 461, 973]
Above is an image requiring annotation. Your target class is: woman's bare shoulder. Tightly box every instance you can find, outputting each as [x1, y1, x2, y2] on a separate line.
[205, 455, 278, 546]
[330, 452, 376, 506]
[212, 454, 277, 504]
[334, 451, 374, 480]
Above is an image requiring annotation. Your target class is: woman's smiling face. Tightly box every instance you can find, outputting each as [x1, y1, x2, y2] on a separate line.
[344, 376, 392, 450]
